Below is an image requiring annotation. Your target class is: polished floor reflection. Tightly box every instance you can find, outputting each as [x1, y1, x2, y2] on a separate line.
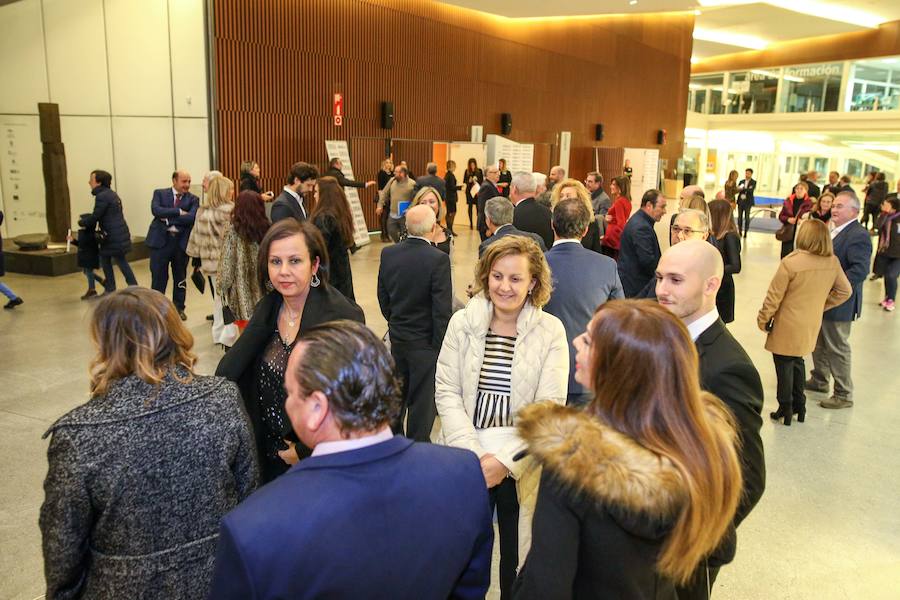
[1, 226, 898, 600]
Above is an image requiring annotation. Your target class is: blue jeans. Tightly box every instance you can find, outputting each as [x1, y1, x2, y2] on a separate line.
[0, 281, 16, 300]
[84, 268, 98, 290]
[101, 254, 138, 292]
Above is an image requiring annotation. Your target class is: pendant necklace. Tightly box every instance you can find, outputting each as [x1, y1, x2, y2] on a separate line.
[284, 303, 299, 328]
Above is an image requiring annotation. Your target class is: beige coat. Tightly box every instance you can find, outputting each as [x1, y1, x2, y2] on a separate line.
[186, 203, 233, 275]
[757, 250, 851, 356]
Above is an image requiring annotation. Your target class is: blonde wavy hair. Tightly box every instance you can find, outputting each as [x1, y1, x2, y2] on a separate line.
[411, 186, 446, 222]
[89, 288, 197, 398]
[550, 178, 593, 216]
[205, 176, 234, 209]
[472, 235, 552, 308]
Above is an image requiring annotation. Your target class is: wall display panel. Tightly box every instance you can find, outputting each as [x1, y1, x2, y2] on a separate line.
[111, 116, 175, 236]
[42, 0, 110, 116]
[59, 116, 115, 222]
[105, 0, 172, 116]
[325, 139, 370, 247]
[168, 0, 208, 118]
[0, 116, 46, 237]
[0, 0, 50, 114]
[174, 117, 211, 184]
[211, 0, 692, 230]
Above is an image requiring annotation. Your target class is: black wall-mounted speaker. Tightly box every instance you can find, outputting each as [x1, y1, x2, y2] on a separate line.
[501, 113, 512, 135]
[657, 128, 667, 145]
[595, 123, 604, 141]
[381, 101, 394, 130]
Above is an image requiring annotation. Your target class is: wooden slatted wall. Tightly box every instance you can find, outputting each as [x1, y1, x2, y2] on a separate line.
[212, 0, 693, 228]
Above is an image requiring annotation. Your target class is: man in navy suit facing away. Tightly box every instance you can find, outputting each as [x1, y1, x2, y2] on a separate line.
[145, 170, 198, 320]
[209, 320, 493, 600]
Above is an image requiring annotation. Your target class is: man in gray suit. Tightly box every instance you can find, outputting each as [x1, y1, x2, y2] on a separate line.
[543, 196, 624, 406]
[413, 162, 447, 200]
[478, 197, 546, 258]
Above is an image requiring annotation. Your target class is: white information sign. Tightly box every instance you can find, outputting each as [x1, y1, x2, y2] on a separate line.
[324, 140, 371, 247]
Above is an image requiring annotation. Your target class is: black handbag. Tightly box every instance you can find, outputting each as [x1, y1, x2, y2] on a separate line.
[222, 305, 236, 325]
[190, 267, 206, 294]
[774, 222, 794, 242]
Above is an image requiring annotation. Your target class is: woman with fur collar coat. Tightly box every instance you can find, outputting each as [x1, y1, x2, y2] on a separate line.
[513, 300, 743, 599]
[436, 236, 568, 600]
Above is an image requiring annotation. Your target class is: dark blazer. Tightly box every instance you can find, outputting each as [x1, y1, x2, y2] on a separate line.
[544, 242, 624, 395]
[715, 231, 742, 323]
[270, 189, 307, 223]
[513, 197, 553, 248]
[463, 168, 483, 205]
[313, 213, 354, 300]
[378, 238, 452, 349]
[737, 178, 757, 206]
[806, 180, 821, 199]
[695, 318, 765, 567]
[444, 171, 459, 207]
[824, 220, 872, 322]
[581, 220, 603, 253]
[325, 166, 366, 189]
[209, 436, 494, 600]
[73, 218, 101, 270]
[145, 187, 198, 251]
[414, 174, 447, 200]
[478, 224, 546, 258]
[82, 186, 133, 256]
[617, 210, 661, 298]
[216, 287, 365, 468]
[476, 180, 501, 235]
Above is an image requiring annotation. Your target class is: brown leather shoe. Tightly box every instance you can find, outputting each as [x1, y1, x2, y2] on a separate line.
[819, 397, 853, 409]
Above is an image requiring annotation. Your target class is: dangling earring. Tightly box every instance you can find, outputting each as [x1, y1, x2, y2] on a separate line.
[527, 288, 533, 296]
[311, 272, 321, 288]
[265, 280, 274, 292]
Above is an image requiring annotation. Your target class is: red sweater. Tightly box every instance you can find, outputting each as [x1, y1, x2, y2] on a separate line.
[603, 196, 632, 249]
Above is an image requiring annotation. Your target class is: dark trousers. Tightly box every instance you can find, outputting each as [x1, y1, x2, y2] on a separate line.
[489, 477, 519, 600]
[883, 256, 900, 301]
[100, 253, 137, 292]
[860, 203, 879, 229]
[379, 205, 390, 239]
[675, 563, 721, 600]
[737, 203, 752, 236]
[390, 342, 438, 442]
[773, 354, 805, 410]
[150, 235, 189, 309]
[780, 240, 794, 259]
[83, 268, 99, 290]
[477, 203, 488, 241]
[467, 202, 475, 227]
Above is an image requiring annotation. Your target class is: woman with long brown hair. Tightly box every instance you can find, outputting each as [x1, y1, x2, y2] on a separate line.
[40, 288, 257, 599]
[724, 169, 739, 207]
[310, 176, 356, 300]
[217, 190, 270, 331]
[513, 300, 743, 599]
[600, 176, 632, 259]
[709, 198, 742, 323]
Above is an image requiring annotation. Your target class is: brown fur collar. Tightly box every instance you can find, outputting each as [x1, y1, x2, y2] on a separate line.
[518, 402, 686, 518]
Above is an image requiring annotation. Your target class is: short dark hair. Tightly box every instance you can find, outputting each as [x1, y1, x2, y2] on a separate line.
[876, 172, 886, 181]
[745, 168, 754, 175]
[587, 171, 603, 184]
[885, 197, 900, 211]
[840, 175, 851, 184]
[291, 320, 402, 434]
[288, 162, 319, 185]
[426, 162, 438, 175]
[91, 170, 112, 187]
[395, 166, 408, 176]
[640, 189, 663, 208]
[552, 197, 592, 239]
[257, 219, 330, 290]
[328, 157, 341, 169]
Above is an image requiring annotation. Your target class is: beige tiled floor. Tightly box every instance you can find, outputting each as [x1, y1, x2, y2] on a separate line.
[1, 225, 899, 599]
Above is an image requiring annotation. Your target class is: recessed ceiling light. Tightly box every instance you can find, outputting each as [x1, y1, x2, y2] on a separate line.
[630, 0, 638, 5]
[693, 27, 768, 50]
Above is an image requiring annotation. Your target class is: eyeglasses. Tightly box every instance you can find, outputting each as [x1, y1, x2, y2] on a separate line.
[672, 226, 707, 236]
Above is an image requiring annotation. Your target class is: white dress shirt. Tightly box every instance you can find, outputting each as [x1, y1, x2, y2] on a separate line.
[552, 238, 581, 247]
[830, 219, 852, 239]
[283, 186, 306, 219]
[687, 308, 720, 341]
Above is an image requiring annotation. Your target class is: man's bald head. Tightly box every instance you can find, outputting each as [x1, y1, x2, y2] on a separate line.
[656, 240, 723, 325]
[405, 204, 436, 238]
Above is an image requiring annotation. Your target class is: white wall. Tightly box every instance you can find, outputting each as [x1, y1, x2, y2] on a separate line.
[0, 0, 210, 238]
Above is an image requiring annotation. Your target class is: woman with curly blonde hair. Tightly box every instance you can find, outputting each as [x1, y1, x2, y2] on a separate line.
[550, 178, 604, 252]
[40, 288, 257, 599]
[436, 235, 568, 599]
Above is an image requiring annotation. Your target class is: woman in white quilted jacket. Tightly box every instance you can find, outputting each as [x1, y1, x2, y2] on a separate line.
[435, 235, 568, 600]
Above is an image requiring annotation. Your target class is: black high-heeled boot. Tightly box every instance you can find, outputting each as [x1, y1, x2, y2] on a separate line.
[769, 404, 793, 426]
[793, 406, 806, 423]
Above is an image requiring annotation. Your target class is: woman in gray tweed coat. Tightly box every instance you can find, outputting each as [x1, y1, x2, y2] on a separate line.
[39, 288, 258, 599]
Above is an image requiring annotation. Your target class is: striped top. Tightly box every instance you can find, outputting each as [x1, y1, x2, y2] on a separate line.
[473, 331, 516, 429]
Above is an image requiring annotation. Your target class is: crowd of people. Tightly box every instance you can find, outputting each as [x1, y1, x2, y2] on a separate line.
[29, 153, 891, 599]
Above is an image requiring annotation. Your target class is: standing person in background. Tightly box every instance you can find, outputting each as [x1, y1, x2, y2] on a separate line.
[513, 300, 743, 600]
[709, 199, 742, 324]
[410, 186, 452, 255]
[217, 219, 365, 483]
[413, 162, 447, 200]
[862, 172, 887, 233]
[601, 176, 631, 260]
[724, 170, 739, 208]
[239, 160, 274, 202]
[875, 197, 900, 312]
[758, 220, 851, 426]
[444, 159, 460, 236]
[0, 210, 23, 309]
[497, 158, 512, 197]
[377, 158, 394, 242]
[436, 236, 568, 600]
[778, 182, 813, 258]
[324, 157, 376, 192]
[511, 172, 553, 249]
[40, 288, 258, 600]
[310, 177, 357, 301]
[477, 165, 502, 242]
[810, 192, 834, 222]
[824, 171, 841, 196]
[186, 176, 236, 346]
[550, 179, 603, 253]
[68, 214, 106, 300]
[271, 162, 318, 224]
[217, 191, 269, 333]
[623, 158, 633, 179]
[377, 164, 416, 243]
[736, 168, 756, 238]
[463, 158, 484, 230]
[147, 171, 198, 321]
[480, 197, 547, 258]
[617, 189, 667, 297]
[836, 175, 855, 195]
[585, 171, 611, 216]
[806, 171, 821, 199]
[84, 169, 138, 296]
